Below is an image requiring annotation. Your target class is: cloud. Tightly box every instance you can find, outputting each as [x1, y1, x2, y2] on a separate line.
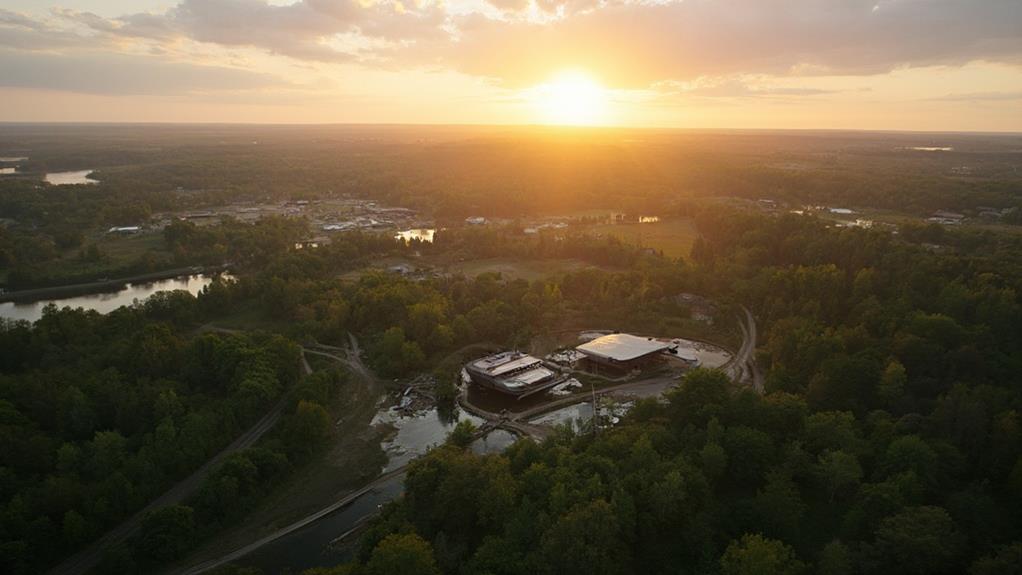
[0, 49, 280, 95]
[59, 0, 448, 64]
[415, 0, 1022, 87]
[660, 77, 841, 99]
[3, 0, 1022, 91]
[931, 90, 1022, 102]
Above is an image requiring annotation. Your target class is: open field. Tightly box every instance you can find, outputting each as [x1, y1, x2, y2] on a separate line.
[338, 256, 614, 283]
[440, 257, 611, 280]
[588, 218, 699, 259]
[23, 231, 174, 286]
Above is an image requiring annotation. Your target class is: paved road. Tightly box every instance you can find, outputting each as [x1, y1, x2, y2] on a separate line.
[179, 423, 496, 575]
[178, 465, 410, 575]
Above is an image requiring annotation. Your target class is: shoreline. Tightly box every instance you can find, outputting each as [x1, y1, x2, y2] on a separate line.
[0, 265, 229, 304]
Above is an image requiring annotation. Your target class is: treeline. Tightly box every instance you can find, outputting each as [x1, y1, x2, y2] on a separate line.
[0, 298, 302, 574]
[216, 232, 688, 378]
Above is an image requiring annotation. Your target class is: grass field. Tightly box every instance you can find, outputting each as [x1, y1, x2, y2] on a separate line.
[47, 230, 170, 279]
[589, 218, 699, 259]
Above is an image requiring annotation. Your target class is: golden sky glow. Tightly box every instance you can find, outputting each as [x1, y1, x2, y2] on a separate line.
[528, 70, 610, 126]
[0, 1, 1020, 130]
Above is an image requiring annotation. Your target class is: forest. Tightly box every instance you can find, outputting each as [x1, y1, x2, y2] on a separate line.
[1, 124, 1021, 574]
[2, 201, 1019, 573]
[275, 209, 1020, 575]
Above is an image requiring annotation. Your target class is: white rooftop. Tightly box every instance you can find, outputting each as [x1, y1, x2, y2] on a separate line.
[470, 351, 542, 376]
[576, 333, 672, 362]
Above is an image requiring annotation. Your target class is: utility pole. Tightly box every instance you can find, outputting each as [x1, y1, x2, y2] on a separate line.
[591, 382, 598, 436]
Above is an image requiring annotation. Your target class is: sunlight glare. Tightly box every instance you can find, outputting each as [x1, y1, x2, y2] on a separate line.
[529, 70, 609, 126]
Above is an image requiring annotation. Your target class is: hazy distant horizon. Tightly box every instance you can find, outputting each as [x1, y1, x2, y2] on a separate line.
[1, 121, 1020, 137]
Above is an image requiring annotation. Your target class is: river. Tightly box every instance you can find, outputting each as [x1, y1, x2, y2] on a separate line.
[0, 274, 220, 323]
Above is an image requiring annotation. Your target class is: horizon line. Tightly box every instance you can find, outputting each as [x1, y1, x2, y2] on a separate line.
[0, 121, 1020, 137]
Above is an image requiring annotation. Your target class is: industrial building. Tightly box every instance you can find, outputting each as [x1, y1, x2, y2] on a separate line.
[465, 351, 562, 397]
[575, 333, 677, 372]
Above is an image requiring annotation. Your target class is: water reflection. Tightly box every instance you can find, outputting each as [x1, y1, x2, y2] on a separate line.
[394, 228, 436, 243]
[372, 407, 484, 472]
[44, 170, 97, 185]
[0, 274, 222, 323]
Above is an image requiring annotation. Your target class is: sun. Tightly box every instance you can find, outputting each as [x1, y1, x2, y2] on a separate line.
[529, 70, 609, 126]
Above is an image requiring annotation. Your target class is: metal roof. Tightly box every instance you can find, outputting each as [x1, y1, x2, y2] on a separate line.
[576, 333, 672, 362]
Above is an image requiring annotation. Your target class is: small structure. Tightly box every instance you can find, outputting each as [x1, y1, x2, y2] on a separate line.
[465, 216, 488, 226]
[465, 351, 562, 398]
[107, 226, 141, 234]
[576, 333, 676, 372]
[928, 210, 965, 225]
[294, 239, 320, 250]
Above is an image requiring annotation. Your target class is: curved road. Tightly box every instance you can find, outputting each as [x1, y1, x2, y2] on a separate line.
[723, 306, 762, 392]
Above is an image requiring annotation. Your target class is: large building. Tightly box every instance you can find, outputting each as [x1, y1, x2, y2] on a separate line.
[576, 333, 677, 372]
[465, 351, 562, 397]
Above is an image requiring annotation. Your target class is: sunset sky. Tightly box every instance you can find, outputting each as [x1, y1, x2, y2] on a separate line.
[1, 0, 1020, 130]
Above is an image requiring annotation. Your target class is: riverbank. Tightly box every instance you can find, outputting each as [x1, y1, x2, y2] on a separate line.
[0, 265, 228, 303]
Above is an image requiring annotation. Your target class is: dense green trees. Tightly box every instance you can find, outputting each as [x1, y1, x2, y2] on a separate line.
[339, 359, 1020, 574]
[0, 304, 301, 574]
[3, 178, 1022, 575]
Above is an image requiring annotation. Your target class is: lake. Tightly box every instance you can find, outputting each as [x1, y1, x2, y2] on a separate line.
[45, 170, 98, 185]
[0, 274, 220, 323]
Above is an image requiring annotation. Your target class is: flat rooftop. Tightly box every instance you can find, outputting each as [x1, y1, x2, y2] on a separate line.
[576, 333, 673, 362]
[503, 365, 556, 389]
[470, 351, 543, 377]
